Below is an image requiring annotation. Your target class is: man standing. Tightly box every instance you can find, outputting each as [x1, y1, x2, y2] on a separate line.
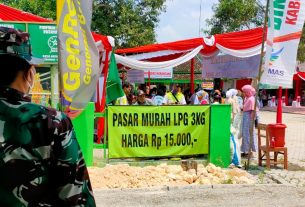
[162, 84, 186, 105]
[115, 82, 131, 105]
[0, 27, 95, 206]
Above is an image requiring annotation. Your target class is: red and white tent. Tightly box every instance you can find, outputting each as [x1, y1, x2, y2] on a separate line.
[114, 27, 264, 70]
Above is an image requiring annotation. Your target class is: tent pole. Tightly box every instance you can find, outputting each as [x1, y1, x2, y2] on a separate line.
[285, 88, 288, 106]
[276, 86, 283, 123]
[191, 58, 195, 94]
[295, 78, 300, 100]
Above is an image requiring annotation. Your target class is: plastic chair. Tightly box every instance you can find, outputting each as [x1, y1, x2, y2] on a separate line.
[258, 124, 288, 169]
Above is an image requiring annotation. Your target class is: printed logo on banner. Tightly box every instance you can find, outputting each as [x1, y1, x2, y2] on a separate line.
[48, 36, 58, 53]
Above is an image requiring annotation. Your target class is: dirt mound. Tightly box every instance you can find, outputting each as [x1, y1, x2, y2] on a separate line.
[88, 163, 255, 189]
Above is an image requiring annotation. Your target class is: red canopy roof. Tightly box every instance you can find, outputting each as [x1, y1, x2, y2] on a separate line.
[0, 4, 52, 22]
[294, 72, 305, 81]
[92, 32, 112, 51]
[116, 27, 264, 59]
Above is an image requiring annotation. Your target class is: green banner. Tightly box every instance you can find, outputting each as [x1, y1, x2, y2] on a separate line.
[108, 106, 210, 158]
[0, 22, 26, 31]
[28, 24, 58, 63]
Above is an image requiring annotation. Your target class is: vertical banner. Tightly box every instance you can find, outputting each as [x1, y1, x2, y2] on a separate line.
[57, 0, 99, 110]
[260, 0, 305, 88]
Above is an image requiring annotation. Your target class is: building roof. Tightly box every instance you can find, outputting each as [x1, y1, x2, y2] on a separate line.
[0, 3, 52, 22]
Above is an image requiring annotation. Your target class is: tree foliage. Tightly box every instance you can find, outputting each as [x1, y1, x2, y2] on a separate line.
[92, 0, 166, 48]
[205, 0, 264, 35]
[298, 26, 305, 62]
[0, 0, 56, 20]
[0, 0, 166, 49]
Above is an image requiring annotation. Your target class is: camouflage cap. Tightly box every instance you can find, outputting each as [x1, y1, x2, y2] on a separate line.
[0, 27, 43, 65]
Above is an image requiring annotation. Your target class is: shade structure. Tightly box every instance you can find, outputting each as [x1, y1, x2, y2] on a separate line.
[116, 27, 264, 61]
[0, 3, 52, 22]
[294, 72, 305, 81]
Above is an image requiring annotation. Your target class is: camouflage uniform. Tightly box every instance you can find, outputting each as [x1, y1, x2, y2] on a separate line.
[0, 87, 96, 207]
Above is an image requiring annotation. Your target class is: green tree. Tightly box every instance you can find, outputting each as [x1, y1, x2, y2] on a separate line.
[92, 0, 166, 48]
[1, 0, 166, 48]
[205, 0, 264, 35]
[298, 26, 305, 62]
[0, 0, 56, 20]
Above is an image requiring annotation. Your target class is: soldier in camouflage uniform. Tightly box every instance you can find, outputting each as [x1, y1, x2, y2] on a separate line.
[0, 27, 96, 206]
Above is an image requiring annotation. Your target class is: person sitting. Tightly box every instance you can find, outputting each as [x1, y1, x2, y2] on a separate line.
[133, 90, 153, 105]
[162, 84, 186, 105]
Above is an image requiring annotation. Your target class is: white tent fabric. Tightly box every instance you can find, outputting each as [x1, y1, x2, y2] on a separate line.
[125, 49, 193, 60]
[216, 44, 262, 58]
[115, 45, 203, 70]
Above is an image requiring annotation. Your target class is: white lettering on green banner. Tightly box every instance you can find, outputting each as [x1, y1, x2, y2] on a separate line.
[108, 106, 210, 158]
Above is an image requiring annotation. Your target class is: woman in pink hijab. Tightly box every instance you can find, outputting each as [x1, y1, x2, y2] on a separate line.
[241, 85, 257, 157]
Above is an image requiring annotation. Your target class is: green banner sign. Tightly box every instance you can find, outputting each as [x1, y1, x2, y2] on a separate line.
[0, 22, 26, 31]
[28, 24, 58, 63]
[108, 105, 210, 158]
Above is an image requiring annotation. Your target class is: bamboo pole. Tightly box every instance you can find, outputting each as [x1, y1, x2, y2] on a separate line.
[246, 0, 270, 170]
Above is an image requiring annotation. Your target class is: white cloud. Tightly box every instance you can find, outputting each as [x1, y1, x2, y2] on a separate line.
[156, 25, 182, 43]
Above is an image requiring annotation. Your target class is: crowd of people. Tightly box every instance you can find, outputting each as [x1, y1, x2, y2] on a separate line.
[113, 82, 259, 167]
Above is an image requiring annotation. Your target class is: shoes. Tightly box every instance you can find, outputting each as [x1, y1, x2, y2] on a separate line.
[241, 153, 248, 158]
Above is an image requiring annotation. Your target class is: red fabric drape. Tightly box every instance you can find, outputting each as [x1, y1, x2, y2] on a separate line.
[236, 79, 252, 91]
[214, 27, 264, 50]
[115, 27, 264, 57]
[116, 38, 204, 54]
[91, 32, 113, 143]
[0, 4, 52, 22]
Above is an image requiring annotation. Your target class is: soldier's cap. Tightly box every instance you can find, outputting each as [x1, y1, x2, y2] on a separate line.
[0, 27, 43, 65]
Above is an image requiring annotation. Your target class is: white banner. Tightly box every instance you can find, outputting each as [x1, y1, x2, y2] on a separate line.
[260, 0, 305, 89]
[144, 68, 173, 79]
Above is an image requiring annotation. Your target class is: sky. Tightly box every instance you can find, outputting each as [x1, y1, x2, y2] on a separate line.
[155, 0, 218, 43]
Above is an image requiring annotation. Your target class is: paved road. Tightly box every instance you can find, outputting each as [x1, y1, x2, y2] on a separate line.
[94, 185, 305, 207]
[259, 111, 305, 169]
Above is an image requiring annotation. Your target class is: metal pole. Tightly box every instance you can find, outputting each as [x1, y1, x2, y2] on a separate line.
[191, 58, 195, 94]
[276, 86, 283, 123]
[246, 0, 270, 170]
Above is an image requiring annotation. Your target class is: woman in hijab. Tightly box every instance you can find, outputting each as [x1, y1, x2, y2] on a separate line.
[241, 85, 257, 157]
[225, 90, 234, 120]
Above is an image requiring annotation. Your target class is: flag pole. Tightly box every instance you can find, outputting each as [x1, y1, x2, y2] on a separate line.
[56, 0, 64, 112]
[246, 0, 270, 170]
